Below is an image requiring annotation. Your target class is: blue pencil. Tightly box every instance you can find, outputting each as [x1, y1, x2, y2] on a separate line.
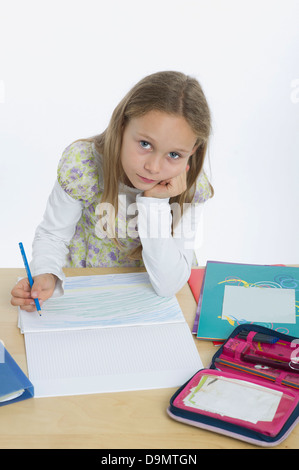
[18, 242, 42, 315]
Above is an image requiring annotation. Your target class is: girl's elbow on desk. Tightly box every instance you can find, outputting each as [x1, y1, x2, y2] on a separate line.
[152, 286, 176, 298]
[150, 274, 189, 298]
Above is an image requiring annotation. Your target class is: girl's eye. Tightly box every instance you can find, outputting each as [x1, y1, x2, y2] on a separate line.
[139, 141, 181, 160]
[140, 140, 151, 150]
[169, 151, 180, 160]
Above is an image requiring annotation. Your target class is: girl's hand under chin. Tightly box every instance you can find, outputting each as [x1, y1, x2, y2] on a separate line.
[143, 166, 189, 199]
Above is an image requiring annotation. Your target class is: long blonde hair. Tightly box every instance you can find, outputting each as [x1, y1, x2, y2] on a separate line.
[81, 71, 213, 258]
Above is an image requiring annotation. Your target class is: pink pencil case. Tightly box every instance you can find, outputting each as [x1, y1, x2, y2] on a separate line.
[167, 324, 299, 447]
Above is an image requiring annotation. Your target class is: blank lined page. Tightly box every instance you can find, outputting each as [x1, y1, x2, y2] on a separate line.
[25, 323, 203, 397]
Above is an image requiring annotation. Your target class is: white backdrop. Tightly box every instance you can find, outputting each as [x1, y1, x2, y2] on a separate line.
[1, 0, 298, 268]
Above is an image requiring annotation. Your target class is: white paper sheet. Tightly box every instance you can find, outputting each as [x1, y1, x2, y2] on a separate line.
[222, 285, 296, 324]
[25, 323, 202, 397]
[19, 273, 185, 333]
[183, 376, 282, 423]
[19, 273, 202, 397]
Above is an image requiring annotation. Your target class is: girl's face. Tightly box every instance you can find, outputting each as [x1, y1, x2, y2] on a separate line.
[120, 110, 198, 190]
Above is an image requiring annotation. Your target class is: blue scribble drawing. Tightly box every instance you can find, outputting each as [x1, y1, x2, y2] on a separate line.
[19, 273, 184, 333]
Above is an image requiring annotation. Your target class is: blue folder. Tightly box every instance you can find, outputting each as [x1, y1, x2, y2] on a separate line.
[0, 341, 34, 406]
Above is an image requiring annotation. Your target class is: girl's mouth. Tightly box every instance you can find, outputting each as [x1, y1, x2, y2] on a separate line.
[137, 174, 157, 184]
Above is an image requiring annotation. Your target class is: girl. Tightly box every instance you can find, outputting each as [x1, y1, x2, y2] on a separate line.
[11, 71, 213, 312]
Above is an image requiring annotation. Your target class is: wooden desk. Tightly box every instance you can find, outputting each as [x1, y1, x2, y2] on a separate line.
[1, 267, 298, 449]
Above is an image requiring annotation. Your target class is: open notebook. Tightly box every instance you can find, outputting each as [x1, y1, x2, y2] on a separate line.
[18, 272, 202, 398]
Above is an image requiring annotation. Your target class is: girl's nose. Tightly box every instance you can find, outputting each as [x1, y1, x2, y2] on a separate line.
[144, 154, 162, 174]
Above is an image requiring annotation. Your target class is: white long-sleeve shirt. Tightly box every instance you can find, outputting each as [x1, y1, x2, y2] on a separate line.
[30, 141, 211, 297]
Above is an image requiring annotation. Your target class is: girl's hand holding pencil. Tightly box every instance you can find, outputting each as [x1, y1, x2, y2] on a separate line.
[10, 273, 57, 313]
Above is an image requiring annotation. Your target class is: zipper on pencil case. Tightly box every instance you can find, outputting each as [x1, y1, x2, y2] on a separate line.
[214, 357, 299, 390]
